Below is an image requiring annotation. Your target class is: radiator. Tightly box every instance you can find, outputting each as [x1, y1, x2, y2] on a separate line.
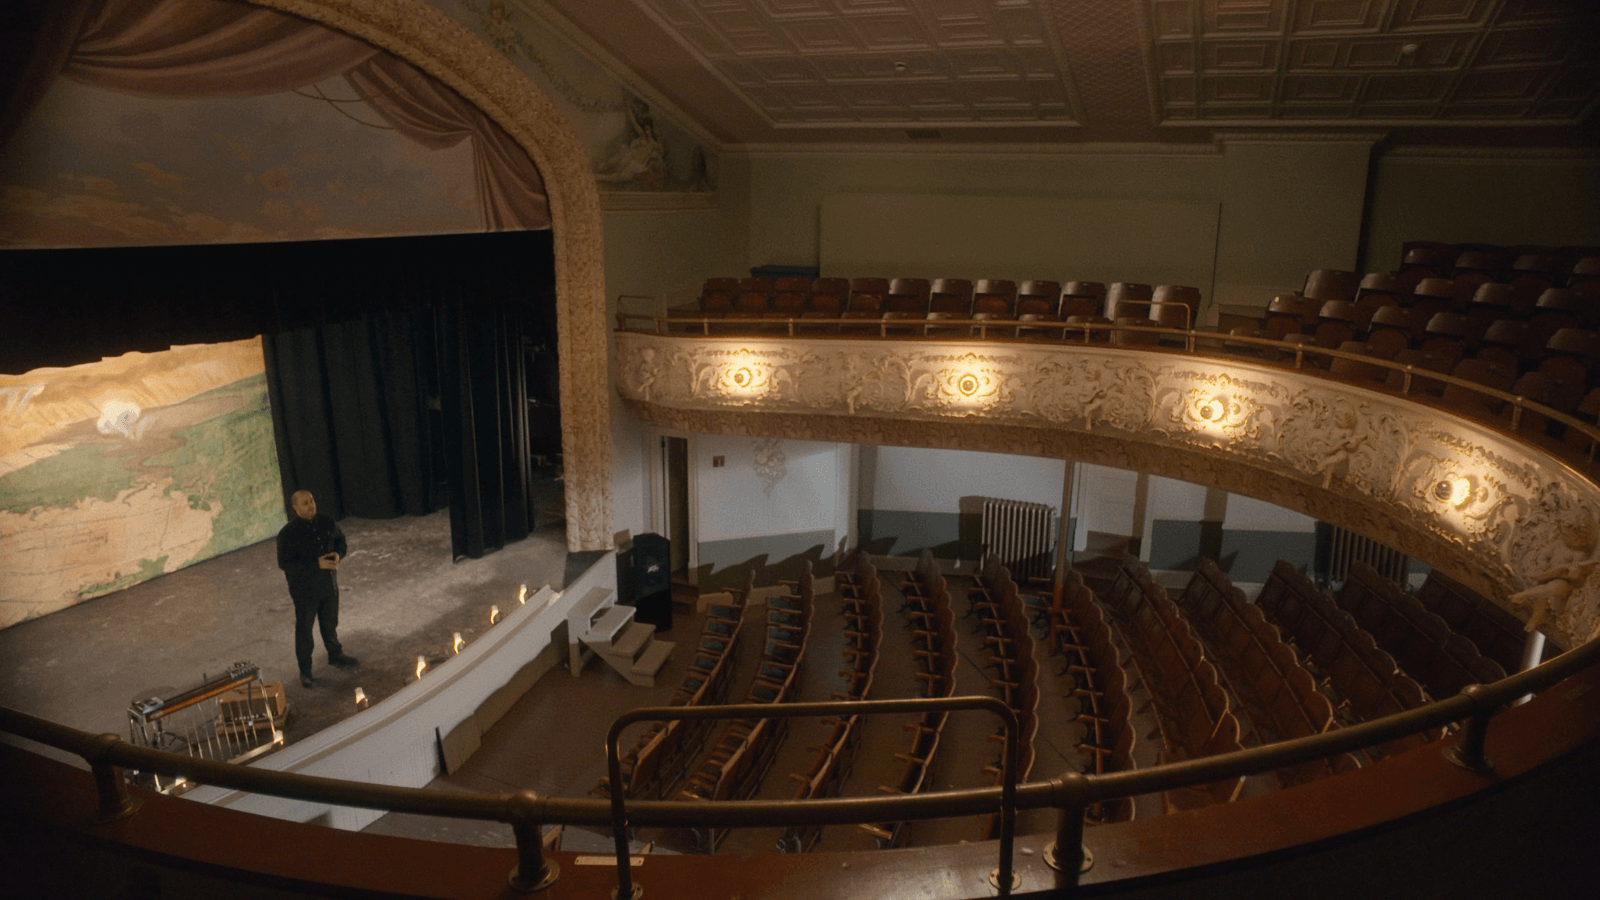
[1326, 524, 1409, 585]
[979, 498, 1057, 583]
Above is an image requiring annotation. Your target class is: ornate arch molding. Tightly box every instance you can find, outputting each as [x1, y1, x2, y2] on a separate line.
[617, 332, 1600, 650]
[252, 0, 610, 551]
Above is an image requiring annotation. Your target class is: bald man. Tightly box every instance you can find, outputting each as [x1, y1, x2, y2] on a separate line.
[276, 490, 358, 688]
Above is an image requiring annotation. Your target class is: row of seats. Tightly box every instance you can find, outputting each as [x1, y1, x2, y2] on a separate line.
[1394, 241, 1600, 288]
[1036, 567, 1136, 824]
[968, 556, 1042, 840]
[676, 566, 815, 851]
[597, 569, 754, 801]
[1416, 569, 1548, 672]
[1098, 556, 1248, 813]
[1256, 562, 1450, 765]
[1174, 560, 1352, 786]
[674, 276, 1203, 335]
[860, 551, 958, 847]
[780, 557, 881, 853]
[1336, 562, 1507, 701]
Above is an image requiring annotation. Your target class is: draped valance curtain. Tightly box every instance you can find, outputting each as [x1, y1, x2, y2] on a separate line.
[0, 0, 549, 229]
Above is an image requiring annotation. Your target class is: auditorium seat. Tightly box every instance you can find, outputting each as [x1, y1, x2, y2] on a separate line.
[1303, 269, 1360, 303]
[1105, 282, 1155, 320]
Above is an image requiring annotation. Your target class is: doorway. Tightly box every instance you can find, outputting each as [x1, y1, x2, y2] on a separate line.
[661, 435, 691, 582]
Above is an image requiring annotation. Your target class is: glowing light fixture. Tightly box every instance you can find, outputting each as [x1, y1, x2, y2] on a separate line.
[518, 584, 528, 605]
[1434, 477, 1474, 508]
[489, 604, 501, 625]
[1199, 398, 1226, 422]
[415, 656, 428, 680]
[353, 687, 369, 710]
[452, 632, 464, 654]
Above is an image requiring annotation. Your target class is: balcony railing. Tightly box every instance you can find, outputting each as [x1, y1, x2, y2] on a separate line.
[5, 630, 1600, 897]
[615, 310, 1600, 462]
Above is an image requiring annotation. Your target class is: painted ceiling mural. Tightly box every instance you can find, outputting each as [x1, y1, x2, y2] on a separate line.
[0, 0, 712, 250]
[437, 0, 714, 194]
[0, 78, 481, 249]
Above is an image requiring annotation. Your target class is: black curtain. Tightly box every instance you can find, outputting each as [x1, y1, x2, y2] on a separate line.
[2, 229, 556, 560]
[263, 310, 441, 522]
[439, 303, 534, 559]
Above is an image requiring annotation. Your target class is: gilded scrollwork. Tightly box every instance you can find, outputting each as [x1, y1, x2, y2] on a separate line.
[615, 332, 1600, 647]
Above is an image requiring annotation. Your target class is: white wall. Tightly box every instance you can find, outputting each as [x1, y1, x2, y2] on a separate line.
[867, 446, 1065, 512]
[1075, 464, 1139, 545]
[1224, 493, 1318, 533]
[820, 192, 1218, 294]
[695, 435, 840, 542]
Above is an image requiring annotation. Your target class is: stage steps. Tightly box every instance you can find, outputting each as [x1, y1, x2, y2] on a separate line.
[567, 587, 675, 687]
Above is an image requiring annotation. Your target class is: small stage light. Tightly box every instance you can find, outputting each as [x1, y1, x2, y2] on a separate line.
[489, 604, 501, 625]
[452, 632, 464, 654]
[354, 687, 369, 710]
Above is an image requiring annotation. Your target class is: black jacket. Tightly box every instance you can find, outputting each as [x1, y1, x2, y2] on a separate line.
[276, 514, 347, 598]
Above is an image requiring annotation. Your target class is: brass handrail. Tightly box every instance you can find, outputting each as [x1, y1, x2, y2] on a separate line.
[604, 695, 1020, 897]
[613, 311, 1600, 459]
[6, 633, 1600, 895]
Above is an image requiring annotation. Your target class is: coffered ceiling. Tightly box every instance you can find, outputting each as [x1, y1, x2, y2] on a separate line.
[526, 0, 1600, 149]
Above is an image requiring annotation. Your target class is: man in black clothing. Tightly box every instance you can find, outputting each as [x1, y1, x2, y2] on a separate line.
[277, 490, 359, 688]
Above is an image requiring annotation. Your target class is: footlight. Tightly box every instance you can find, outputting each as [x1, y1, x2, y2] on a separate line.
[518, 583, 528, 605]
[489, 604, 501, 625]
[415, 655, 428, 680]
[452, 632, 464, 654]
[354, 687, 369, 710]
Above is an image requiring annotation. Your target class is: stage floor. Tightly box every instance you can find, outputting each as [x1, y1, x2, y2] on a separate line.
[0, 504, 578, 768]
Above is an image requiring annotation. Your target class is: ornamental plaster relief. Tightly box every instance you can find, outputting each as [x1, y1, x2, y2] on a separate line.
[618, 332, 1600, 650]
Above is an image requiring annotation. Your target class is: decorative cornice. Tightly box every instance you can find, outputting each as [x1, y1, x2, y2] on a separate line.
[600, 190, 718, 212]
[255, 0, 611, 550]
[725, 141, 1223, 160]
[617, 332, 1600, 650]
[1380, 146, 1600, 164]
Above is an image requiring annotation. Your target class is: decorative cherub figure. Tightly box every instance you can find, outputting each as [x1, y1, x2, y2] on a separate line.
[1510, 516, 1600, 633]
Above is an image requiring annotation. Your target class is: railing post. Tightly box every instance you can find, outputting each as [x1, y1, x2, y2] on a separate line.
[506, 789, 559, 893]
[1444, 684, 1497, 774]
[86, 733, 141, 825]
[1043, 771, 1093, 894]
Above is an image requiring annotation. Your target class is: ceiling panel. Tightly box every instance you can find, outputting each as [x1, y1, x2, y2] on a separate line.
[531, 0, 1597, 145]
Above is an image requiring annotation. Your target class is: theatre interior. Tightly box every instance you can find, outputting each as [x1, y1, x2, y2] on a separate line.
[4, 0, 1600, 897]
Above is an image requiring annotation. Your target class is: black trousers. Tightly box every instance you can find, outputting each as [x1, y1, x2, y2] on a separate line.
[292, 588, 343, 675]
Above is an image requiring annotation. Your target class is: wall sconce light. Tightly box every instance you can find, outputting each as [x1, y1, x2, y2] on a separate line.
[354, 687, 369, 710]
[1434, 477, 1473, 508]
[452, 632, 464, 654]
[1199, 398, 1226, 422]
[414, 656, 428, 680]
[489, 604, 501, 625]
[518, 584, 528, 605]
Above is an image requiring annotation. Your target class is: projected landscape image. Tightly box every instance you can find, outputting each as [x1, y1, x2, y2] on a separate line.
[0, 338, 284, 629]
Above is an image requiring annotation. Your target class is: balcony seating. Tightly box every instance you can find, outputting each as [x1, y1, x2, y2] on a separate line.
[1098, 555, 1245, 810]
[1303, 269, 1360, 303]
[1414, 569, 1551, 672]
[1254, 562, 1443, 762]
[1175, 560, 1354, 786]
[1335, 562, 1507, 702]
[1105, 282, 1155, 320]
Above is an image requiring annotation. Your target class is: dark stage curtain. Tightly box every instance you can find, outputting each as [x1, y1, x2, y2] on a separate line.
[3, 229, 556, 561]
[439, 304, 535, 560]
[263, 310, 441, 523]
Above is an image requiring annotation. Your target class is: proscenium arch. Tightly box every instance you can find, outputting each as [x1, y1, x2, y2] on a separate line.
[252, 0, 611, 551]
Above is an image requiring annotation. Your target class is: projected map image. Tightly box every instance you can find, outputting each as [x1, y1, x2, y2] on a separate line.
[0, 338, 284, 629]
